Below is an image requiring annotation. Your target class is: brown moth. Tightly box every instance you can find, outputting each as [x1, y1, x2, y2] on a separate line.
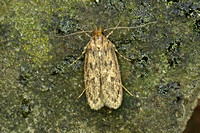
[69, 27, 133, 110]
[63, 22, 156, 110]
[84, 27, 123, 110]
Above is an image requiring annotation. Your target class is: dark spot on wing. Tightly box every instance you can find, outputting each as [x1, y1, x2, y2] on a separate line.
[106, 90, 110, 98]
[93, 51, 95, 57]
[117, 89, 120, 95]
[110, 61, 112, 66]
[111, 77, 115, 82]
[105, 50, 107, 56]
[90, 63, 93, 70]
[111, 97, 117, 103]
[113, 98, 117, 103]
[91, 77, 95, 84]
[104, 61, 107, 67]
[95, 62, 97, 68]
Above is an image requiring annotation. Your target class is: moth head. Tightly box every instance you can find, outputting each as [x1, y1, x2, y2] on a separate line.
[94, 27, 103, 36]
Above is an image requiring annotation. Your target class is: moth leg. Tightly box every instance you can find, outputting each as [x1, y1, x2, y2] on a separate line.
[84, 32, 91, 38]
[109, 41, 131, 61]
[78, 27, 91, 38]
[122, 85, 133, 96]
[77, 88, 86, 99]
[69, 42, 90, 66]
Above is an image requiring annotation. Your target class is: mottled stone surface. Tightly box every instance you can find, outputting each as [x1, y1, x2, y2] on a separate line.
[0, 0, 199, 132]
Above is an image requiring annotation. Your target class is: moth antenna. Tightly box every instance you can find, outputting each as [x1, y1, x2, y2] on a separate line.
[104, 21, 157, 32]
[56, 30, 93, 38]
[106, 21, 121, 38]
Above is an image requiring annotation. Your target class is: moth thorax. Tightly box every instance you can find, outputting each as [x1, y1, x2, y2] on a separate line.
[95, 36, 104, 48]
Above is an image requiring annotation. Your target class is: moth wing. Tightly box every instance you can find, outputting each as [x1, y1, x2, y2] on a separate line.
[84, 41, 104, 110]
[101, 37, 123, 109]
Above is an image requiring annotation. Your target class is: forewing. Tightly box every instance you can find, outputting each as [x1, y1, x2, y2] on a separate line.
[84, 40, 104, 110]
[101, 37, 123, 109]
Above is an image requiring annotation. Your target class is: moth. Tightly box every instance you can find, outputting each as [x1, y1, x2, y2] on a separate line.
[82, 27, 127, 110]
[69, 27, 134, 110]
[58, 22, 156, 110]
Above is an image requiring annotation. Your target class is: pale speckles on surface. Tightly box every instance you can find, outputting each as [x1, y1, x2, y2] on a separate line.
[84, 28, 123, 110]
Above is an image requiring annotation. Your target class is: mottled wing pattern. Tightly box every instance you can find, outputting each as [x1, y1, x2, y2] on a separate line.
[84, 28, 123, 110]
[101, 36, 123, 109]
[84, 36, 104, 110]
